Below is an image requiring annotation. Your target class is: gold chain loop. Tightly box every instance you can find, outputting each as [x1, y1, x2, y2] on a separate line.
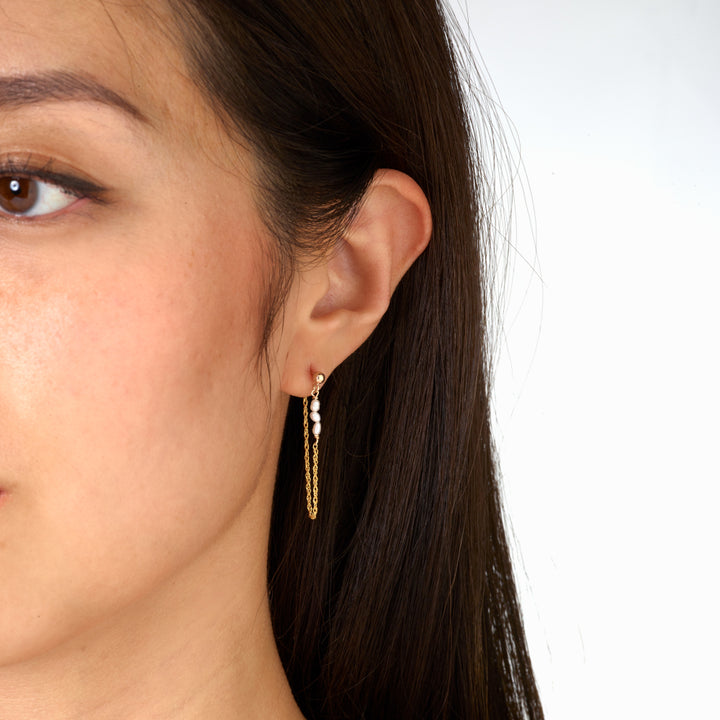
[303, 373, 325, 519]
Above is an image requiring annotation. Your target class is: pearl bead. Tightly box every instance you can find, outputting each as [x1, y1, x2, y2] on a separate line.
[312, 422, 321, 437]
[310, 411, 321, 423]
[310, 399, 320, 412]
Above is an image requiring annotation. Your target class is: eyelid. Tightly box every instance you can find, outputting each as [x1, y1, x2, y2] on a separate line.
[0, 154, 108, 203]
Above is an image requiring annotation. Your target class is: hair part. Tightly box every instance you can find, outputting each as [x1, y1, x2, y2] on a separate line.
[166, 1, 544, 718]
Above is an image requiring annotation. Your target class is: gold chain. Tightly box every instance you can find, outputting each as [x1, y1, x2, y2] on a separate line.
[311, 433, 319, 517]
[303, 396, 316, 519]
[303, 374, 324, 520]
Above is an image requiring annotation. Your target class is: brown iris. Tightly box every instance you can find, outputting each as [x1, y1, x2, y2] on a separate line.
[0, 176, 38, 214]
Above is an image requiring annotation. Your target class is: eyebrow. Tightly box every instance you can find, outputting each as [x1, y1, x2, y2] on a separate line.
[0, 70, 151, 125]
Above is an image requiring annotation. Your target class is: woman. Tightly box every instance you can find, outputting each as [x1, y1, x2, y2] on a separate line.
[0, 1, 543, 718]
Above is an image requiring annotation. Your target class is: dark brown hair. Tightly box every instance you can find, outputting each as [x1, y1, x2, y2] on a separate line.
[168, 1, 543, 718]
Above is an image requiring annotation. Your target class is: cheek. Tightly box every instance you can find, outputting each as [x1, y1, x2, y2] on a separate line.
[5, 243, 261, 477]
[0, 219, 271, 660]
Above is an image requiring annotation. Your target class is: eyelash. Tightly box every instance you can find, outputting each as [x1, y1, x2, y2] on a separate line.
[0, 156, 107, 217]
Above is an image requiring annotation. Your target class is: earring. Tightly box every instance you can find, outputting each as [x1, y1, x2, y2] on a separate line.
[303, 372, 325, 520]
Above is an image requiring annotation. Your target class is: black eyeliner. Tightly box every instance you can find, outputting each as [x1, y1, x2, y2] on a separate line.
[0, 156, 109, 203]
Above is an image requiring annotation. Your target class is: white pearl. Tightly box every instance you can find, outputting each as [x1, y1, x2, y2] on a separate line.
[312, 422, 321, 437]
[310, 399, 320, 412]
[310, 411, 321, 423]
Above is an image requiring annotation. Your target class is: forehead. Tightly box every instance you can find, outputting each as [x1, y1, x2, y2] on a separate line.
[0, 0, 192, 129]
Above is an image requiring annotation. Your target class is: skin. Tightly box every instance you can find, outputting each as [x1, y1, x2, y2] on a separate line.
[0, 2, 431, 719]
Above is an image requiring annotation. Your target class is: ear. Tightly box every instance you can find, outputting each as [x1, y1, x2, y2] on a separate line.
[279, 169, 431, 396]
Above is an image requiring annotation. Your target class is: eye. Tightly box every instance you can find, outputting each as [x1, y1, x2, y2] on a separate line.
[0, 175, 78, 218]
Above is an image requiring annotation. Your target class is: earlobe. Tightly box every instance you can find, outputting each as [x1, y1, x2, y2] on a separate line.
[280, 169, 431, 397]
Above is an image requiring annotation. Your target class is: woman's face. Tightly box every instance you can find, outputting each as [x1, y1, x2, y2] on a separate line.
[0, 0, 284, 664]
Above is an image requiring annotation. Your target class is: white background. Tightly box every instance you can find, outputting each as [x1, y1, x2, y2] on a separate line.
[448, 1, 720, 717]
